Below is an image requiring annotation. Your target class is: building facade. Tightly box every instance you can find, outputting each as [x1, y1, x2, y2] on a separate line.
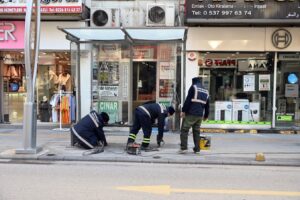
[185, 0, 300, 129]
[0, 0, 89, 123]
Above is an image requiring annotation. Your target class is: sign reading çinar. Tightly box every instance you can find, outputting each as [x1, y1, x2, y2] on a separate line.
[185, 0, 300, 24]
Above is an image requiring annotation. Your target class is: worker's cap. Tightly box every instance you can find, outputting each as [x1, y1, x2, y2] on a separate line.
[167, 106, 175, 115]
[192, 77, 201, 84]
[99, 112, 110, 124]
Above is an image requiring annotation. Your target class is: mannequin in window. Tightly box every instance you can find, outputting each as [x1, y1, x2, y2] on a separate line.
[39, 96, 51, 122]
[49, 68, 58, 93]
[57, 69, 71, 91]
[5, 65, 19, 78]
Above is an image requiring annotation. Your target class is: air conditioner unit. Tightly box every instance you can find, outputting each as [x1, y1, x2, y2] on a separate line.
[91, 8, 120, 27]
[146, 3, 175, 27]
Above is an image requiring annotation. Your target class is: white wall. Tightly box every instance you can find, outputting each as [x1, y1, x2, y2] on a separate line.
[80, 49, 91, 117]
[187, 27, 266, 52]
[40, 21, 86, 50]
[187, 27, 300, 52]
[185, 52, 200, 95]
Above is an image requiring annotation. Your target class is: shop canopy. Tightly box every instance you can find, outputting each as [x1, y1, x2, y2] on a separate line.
[58, 27, 188, 43]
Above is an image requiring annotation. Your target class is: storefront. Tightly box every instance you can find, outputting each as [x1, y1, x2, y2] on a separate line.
[0, 21, 86, 123]
[185, 0, 300, 130]
[59, 27, 187, 128]
[186, 27, 300, 130]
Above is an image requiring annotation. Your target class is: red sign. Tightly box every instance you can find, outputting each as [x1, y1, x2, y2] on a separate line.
[0, 21, 25, 49]
[198, 58, 236, 68]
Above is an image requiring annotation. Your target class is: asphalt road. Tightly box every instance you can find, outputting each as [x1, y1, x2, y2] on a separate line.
[0, 161, 299, 200]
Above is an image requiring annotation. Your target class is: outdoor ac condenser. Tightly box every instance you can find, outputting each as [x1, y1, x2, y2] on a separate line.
[146, 3, 175, 26]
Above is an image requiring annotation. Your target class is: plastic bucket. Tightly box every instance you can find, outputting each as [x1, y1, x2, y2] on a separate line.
[199, 135, 211, 150]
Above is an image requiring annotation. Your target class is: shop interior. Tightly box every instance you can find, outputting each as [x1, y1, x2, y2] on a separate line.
[0, 51, 74, 123]
[198, 52, 274, 125]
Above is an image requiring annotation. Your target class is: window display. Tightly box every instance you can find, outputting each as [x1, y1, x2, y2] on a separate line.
[198, 52, 274, 126]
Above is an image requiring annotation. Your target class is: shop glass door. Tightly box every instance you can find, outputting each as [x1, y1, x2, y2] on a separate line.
[132, 61, 157, 111]
[276, 53, 300, 128]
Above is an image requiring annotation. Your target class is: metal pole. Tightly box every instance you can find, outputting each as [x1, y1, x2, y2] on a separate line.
[181, 42, 186, 107]
[128, 44, 133, 124]
[76, 43, 81, 121]
[16, 0, 41, 154]
[272, 52, 278, 128]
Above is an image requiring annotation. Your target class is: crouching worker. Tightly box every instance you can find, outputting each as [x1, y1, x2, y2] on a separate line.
[71, 110, 110, 151]
[127, 103, 175, 152]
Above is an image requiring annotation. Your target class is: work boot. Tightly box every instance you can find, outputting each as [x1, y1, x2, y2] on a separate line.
[140, 146, 159, 152]
[193, 147, 200, 154]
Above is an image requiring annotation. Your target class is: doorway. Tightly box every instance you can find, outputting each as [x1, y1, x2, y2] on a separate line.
[132, 61, 157, 111]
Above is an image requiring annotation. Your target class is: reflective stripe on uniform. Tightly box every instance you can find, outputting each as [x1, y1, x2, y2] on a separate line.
[191, 99, 207, 104]
[89, 113, 99, 128]
[71, 126, 94, 149]
[158, 103, 166, 113]
[139, 106, 151, 118]
[142, 138, 151, 144]
[129, 133, 136, 140]
[192, 85, 209, 104]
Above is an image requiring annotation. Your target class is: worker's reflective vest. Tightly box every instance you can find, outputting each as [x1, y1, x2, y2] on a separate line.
[191, 85, 209, 105]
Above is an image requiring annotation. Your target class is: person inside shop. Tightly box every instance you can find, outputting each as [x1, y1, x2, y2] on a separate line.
[39, 96, 51, 122]
[71, 111, 110, 150]
[126, 102, 175, 152]
[57, 69, 71, 91]
[179, 77, 210, 154]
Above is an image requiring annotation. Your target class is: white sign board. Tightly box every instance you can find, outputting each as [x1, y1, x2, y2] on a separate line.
[285, 84, 299, 97]
[259, 74, 271, 91]
[238, 59, 268, 72]
[243, 74, 255, 92]
[99, 86, 118, 97]
[159, 62, 175, 79]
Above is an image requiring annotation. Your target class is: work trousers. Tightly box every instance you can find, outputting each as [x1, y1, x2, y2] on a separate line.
[127, 109, 152, 147]
[180, 115, 202, 151]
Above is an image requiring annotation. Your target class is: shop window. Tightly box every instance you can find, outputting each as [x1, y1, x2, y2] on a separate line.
[198, 52, 273, 125]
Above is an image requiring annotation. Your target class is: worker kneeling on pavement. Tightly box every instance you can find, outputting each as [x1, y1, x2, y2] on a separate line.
[127, 102, 175, 151]
[71, 110, 109, 149]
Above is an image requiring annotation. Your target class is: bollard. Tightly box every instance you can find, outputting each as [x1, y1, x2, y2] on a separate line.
[255, 153, 266, 161]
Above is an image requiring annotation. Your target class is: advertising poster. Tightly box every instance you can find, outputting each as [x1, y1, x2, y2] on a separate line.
[159, 79, 173, 98]
[259, 74, 270, 91]
[159, 62, 175, 79]
[243, 74, 255, 92]
[98, 101, 118, 124]
[98, 61, 119, 85]
[99, 86, 118, 97]
[98, 44, 120, 61]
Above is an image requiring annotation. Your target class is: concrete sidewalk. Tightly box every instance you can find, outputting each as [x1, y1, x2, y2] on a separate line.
[0, 128, 299, 166]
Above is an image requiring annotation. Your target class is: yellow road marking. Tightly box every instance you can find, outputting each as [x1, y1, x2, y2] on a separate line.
[116, 185, 300, 196]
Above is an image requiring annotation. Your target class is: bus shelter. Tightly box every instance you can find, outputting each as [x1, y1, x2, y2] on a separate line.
[58, 27, 187, 128]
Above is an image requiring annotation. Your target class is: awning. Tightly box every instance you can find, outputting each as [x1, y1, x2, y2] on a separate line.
[58, 27, 188, 43]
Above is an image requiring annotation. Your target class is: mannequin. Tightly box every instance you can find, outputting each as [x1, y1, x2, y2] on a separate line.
[57, 70, 71, 91]
[39, 96, 51, 122]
